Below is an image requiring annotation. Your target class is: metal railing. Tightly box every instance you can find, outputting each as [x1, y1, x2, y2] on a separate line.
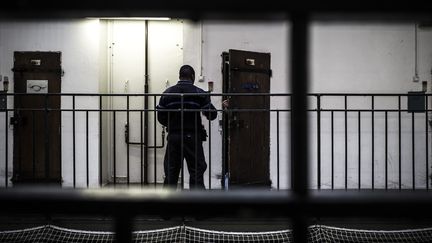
[1, 93, 430, 190]
[0, 7, 431, 243]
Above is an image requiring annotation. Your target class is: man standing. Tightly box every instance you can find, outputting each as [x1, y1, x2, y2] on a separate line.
[157, 65, 217, 189]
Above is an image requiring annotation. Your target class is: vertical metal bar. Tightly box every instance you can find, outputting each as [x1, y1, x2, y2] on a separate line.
[32, 110, 36, 179]
[371, 95, 375, 190]
[290, 97, 293, 189]
[140, 110, 144, 186]
[126, 96, 130, 186]
[385, 111, 388, 190]
[59, 95, 62, 186]
[291, 12, 309, 197]
[86, 111, 89, 188]
[277, 110, 280, 190]
[44, 94, 50, 180]
[73, 95, 76, 188]
[144, 20, 150, 186]
[317, 95, 321, 190]
[426, 96, 429, 190]
[293, 216, 308, 243]
[144, 107, 149, 185]
[358, 111, 361, 190]
[5, 109, 8, 188]
[167, 112, 170, 187]
[412, 112, 415, 190]
[398, 96, 402, 190]
[208, 106, 212, 189]
[99, 96, 103, 187]
[195, 112, 198, 188]
[331, 111, 334, 190]
[291, 12, 309, 243]
[114, 214, 132, 243]
[180, 94, 184, 190]
[113, 111, 117, 186]
[344, 95, 348, 190]
[154, 96, 157, 188]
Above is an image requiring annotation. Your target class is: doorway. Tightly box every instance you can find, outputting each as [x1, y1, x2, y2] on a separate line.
[12, 51, 62, 184]
[222, 49, 271, 187]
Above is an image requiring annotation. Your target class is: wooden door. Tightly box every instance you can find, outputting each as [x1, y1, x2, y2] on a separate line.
[12, 52, 61, 184]
[222, 49, 271, 187]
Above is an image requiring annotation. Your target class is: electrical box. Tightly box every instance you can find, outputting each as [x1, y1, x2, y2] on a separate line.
[407, 91, 425, 113]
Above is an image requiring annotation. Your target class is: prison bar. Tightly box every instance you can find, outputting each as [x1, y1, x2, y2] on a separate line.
[277, 110, 280, 190]
[86, 111, 89, 188]
[372, 95, 375, 190]
[344, 95, 348, 190]
[140, 110, 144, 186]
[358, 111, 361, 190]
[1, 188, 432, 243]
[399, 95, 402, 190]
[99, 96, 103, 187]
[385, 111, 388, 190]
[4, 109, 8, 188]
[427, 98, 429, 190]
[331, 111, 334, 190]
[291, 12, 309, 243]
[316, 95, 321, 190]
[59, 95, 62, 186]
[208, 107, 212, 189]
[180, 94, 185, 190]
[113, 111, 116, 186]
[154, 96, 157, 188]
[32, 111, 36, 180]
[1, 188, 432, 220]
[2, 92, 431, 189]
[127, 96, 130, 186]
[72, 95, 76, 188]
[412, 112, 416, 190]
[0, 92, 431, 242]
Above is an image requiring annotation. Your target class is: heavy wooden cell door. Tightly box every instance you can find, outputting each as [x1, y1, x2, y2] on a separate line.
[12, 52, 62, 184]
[222, 49, 271, 187]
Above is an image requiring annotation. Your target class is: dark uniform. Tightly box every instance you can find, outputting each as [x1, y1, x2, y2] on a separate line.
[157, 80, 217, 189]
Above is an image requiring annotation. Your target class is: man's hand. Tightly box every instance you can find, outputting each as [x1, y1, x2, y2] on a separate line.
[222, 99, 229, 109]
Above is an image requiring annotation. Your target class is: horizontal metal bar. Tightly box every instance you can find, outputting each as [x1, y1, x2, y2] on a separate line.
[320, 109, 431, 112]
[0, 188, 432, 218]
[124, 123, 165, 148]
[1, 92, 291, 97]
[3, 92, 432, 97]
[4, 108, 431, 113]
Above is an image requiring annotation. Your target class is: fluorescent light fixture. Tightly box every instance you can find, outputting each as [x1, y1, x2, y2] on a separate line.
[88, 17, 171, 21]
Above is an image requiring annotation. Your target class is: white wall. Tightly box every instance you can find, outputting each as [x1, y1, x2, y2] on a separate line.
[0, 20, 100, 187]
[311, 23, 428, 93]
[310, 22, 432, 189]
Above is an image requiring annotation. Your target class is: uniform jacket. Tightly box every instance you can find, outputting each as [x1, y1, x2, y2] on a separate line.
[157, 80, 217, 135]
